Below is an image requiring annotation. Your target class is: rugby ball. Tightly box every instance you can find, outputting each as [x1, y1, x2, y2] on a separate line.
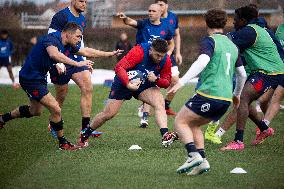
[127, 70, 144, 84]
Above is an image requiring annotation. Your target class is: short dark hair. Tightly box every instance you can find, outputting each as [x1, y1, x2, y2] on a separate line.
[235, 6, 258, 22]
[62, 22, 83, 33]
[155, 0, 168, 4]
[0, 30, 8, 35]
[152, 38, 168, 53]
[204, 9, 227, 29]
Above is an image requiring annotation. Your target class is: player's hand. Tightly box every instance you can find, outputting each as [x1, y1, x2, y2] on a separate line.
[126, 81, 140, 91]
[175, 53, 183, 65]
[116, 12, 127, 19]
[113, 49, 124, 56]
[232, 95, 240, 109]
[147, 71, 158, 82]
[167, 81, 183, 94]
[55, 63, 66, 75]
[78, 60, 94, 70]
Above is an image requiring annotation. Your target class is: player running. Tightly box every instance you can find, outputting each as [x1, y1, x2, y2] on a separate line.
[47, 0, 115, 138]
[77, 38, 177, 148]
[169, 9, 246, 175]
[0, 23, 94, 150]
[117, 3, 175, 128]
[221, 5, 284, 151]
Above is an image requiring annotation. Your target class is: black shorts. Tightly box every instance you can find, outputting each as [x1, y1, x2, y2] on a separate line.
[0, 57, 10, 67]
[185, 94, 230, 121]
[49, 64, 89, 85]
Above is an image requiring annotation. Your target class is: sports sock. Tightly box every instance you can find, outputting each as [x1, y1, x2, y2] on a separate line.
[258, 119, 270, 132]
[197, 149, 206, 158]
[234, 129, 244, 142]
[215, 127, 226, 137]
[1, 112, 13, 123]
[160, 128, 168, 136]
[81, 127, 94, 141]
[82, 117, 90, 130]
[58, 136, 67, 144]
[165, 100, 171, 110]
[185, 142, 197, 154]
[142, 112, 148, 121]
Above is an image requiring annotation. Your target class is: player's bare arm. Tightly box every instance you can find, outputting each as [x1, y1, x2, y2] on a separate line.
[46, 45, 93, 68]
[116, 12, 138, 28]
[166, 39, 175, 56]
[77, 47, 123, 58]
[174, 28, 182, 65]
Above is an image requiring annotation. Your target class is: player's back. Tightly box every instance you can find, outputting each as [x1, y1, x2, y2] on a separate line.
[197, 34, 239, 101]
[243, 24, 284, 74]
[20, 32, 68, 82]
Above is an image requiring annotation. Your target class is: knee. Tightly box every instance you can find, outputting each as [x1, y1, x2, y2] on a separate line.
[30, 109, 42, 116]
[50, 105, 61, 117]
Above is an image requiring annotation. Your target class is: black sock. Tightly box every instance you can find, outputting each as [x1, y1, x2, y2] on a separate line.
[258, 120, 269, 132]
[185, 142, 197, 155]
[81, 127, 94, 142]
[58, 136, 67, 144]
[165, 100, 171, 110]
[142, 112, 148, 121]
[82, 117, 90, 130]
[234, 129, 244, 142]
[160, 128, 168, 136]
[197, 149, 206, 158]
[2, 112, 13, 123]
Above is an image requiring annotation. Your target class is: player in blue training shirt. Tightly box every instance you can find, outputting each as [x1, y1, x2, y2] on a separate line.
[0, 30, 19, 88]
[47, 0, 118, 138]
[117, 3, 175, 128]
[156, 0, 183, 117]
[0, 23, 121, 150]
[117, 4, 174, 50]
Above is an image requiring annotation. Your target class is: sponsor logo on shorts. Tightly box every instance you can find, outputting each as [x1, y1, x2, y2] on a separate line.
[201, 103, 210, 112]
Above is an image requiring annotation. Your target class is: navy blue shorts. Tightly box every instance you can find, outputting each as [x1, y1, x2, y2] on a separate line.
[19, 77, 49, 102]
[49, 64, 89, 85]
[185, 94, 230, 121]
[0, 57, 10, 67]
[109, 81, 155, 100]
[247, 72, 284, 95]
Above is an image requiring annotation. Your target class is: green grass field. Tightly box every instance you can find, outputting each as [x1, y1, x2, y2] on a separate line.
[0, 85, 284, 189]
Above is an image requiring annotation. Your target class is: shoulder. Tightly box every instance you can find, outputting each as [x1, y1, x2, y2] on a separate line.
[201, 36, 215, 46]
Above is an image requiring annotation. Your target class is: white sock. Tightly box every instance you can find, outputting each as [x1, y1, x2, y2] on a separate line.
[215, 128, 226, 137]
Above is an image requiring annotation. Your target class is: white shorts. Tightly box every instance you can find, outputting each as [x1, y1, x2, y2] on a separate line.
[171, 66, 180, 77]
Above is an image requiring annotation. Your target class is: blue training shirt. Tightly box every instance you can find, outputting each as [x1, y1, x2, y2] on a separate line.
[136, 19, 173, 44]
[0, 38, 13, 58]
[49, 7, 86, 32]
[49, 7, 86, 61]
[19, 32, 80, 82]
[161, 11, 179, 36]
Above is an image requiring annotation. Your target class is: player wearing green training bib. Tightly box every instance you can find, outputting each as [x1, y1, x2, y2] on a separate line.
[221, 6, 284, 151]
[170, 9, 247, 176]
[276, 23, 284, 50]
